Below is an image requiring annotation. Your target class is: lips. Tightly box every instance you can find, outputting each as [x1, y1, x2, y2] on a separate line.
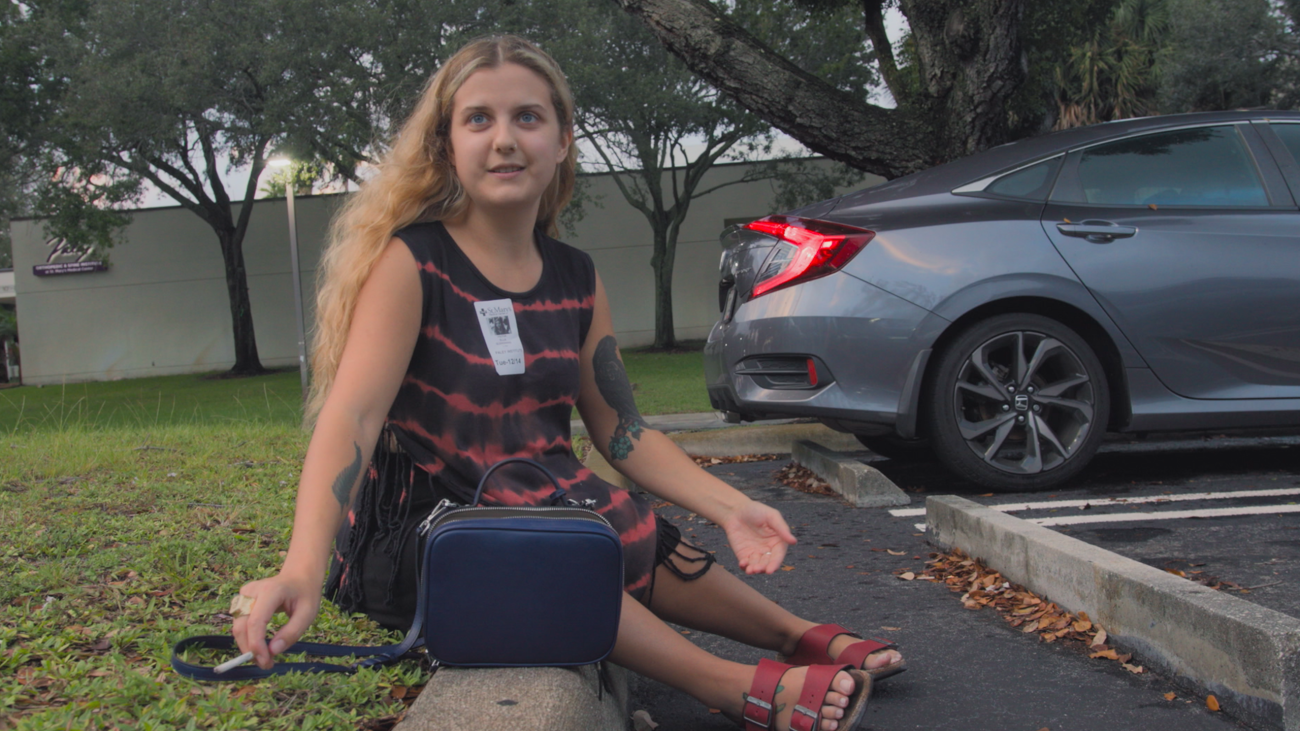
[489, 166, 524, 173]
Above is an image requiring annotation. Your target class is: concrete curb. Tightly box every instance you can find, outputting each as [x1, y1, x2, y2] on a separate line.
[396, 663, 629, 731]
[926, 495, 1300, 731]
[791, 440, 910, 508]
[667, 423, 861, 457]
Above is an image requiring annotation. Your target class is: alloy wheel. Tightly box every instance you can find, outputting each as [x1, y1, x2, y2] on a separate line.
[951, 330, 1096, 475]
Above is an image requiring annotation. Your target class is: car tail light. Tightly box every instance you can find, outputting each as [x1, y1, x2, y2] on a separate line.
[746, 216, 874, 298]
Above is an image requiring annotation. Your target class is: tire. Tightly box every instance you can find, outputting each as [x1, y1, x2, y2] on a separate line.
[924, 313, 1110, 491]
[854, 434, 931, 462]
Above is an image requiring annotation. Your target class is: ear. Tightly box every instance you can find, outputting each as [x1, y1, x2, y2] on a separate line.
[556, 126, 573, 164]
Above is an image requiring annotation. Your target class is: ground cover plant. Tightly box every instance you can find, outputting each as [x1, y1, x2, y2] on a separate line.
[1, 345, 709, 728]
[2, 423, 428, 730]
[0, 342, 710, 434]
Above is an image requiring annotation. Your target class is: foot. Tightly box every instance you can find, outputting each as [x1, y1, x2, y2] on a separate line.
[728, 660, 866, 731]
[827, 633, 902, 674]
[782, 623, 905, 678]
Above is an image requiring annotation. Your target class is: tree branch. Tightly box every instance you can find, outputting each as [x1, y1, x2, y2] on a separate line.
[862, 0, 907, 104]
[577, 118, 652, 218]
[608, 0, 930, 177]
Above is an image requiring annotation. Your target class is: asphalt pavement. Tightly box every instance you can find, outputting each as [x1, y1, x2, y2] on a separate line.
[630, 457, 1261, 731]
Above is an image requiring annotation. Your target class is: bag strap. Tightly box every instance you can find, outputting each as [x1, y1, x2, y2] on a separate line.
[471, 457, 566, 507]
[173, 458, 560, 681]
[170, 633, 426, 681]
[172, 564, 433, 681]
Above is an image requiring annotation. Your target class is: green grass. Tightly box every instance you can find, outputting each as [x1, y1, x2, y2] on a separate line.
[0, 343, 711, 434]
[1, 424, 422, 730]
[620, 342, 712, 416]
[0, 371, 304, 433]
[0, 344, 709, 728]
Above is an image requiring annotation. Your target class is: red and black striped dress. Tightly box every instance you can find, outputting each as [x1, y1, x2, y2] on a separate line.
[325, 222, 705, 629]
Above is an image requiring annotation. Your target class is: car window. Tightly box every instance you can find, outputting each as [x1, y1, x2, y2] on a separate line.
[1269, 123, 1300, 165]
[985, 157, 1061, 200]
[1075, 126, 1269, 207]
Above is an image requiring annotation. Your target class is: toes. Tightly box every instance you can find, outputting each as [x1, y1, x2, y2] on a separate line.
[866, 648, 902, 669]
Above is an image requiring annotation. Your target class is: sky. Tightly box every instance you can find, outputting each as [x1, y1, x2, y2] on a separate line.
[136, 7, 907, 209]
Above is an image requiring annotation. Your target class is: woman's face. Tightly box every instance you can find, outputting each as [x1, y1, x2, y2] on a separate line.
[447, 62, 571, 218]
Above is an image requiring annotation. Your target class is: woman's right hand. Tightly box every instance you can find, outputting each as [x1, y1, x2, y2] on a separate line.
[230, 571, 322, 670]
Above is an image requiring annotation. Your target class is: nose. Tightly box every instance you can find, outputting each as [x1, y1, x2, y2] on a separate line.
[493, 126, 517, 154]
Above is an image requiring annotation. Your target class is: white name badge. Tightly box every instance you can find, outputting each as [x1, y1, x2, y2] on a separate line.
[474, 299, 526, 375]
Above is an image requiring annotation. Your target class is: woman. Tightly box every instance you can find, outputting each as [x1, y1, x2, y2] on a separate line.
[231, 35, 903, 731]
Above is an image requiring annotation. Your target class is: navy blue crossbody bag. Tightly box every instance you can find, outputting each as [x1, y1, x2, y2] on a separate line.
[172, 458, 624, 680]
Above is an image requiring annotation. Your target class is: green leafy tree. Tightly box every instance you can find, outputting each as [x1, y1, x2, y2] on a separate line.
[260, 161, 328, 199]
[1156, 0, 1290, 113]
[508, 0, 871, 348]
[20, 0, 479, 376]
[1052, 0, 1169, 129]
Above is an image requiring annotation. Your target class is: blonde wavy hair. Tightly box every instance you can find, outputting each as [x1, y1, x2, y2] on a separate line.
[305, 35, 578, 425]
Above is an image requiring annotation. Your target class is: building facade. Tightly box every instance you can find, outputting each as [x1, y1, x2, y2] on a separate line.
[8, 159, 874, 385]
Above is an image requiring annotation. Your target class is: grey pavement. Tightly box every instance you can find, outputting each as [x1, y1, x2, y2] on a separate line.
[631, 458, 1256, 731]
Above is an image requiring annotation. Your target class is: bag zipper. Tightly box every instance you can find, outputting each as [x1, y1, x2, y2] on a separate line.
[417, 498, 462, 537]
[420, 503, 615, 536]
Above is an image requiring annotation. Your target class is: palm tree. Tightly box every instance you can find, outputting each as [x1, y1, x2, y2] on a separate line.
[1055, 0, 1170, 129]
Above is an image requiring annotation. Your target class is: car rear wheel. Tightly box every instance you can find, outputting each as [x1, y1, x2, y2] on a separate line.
[926, 314, 1109, 491]
[854, 434, 931, 462]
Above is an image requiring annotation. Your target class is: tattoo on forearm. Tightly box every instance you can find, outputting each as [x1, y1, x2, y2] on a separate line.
[332, 443, 363, 509]
[593, 335, 648, 460]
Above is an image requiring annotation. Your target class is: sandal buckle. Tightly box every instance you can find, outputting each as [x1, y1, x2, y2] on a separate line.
[742, 694, 772, 728]
[793, 704, 818, 719]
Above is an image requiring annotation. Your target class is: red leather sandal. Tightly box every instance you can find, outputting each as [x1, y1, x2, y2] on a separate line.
[739, 658, 871, 731]
[780, 623, 907, 682]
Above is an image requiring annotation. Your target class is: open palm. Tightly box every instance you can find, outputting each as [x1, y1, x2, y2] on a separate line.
[722, 500, 797, 575]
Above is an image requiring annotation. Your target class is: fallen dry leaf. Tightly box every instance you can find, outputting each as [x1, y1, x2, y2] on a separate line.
[1123, 663, 1144, 674]
[1206, 695, 1220, 712]
[881, 626, 901, 631]
[1164, 692, 1176, 701]
[898, 572, 916, 581]
[775, 463, 837, 496]
[887, 549, 905, 556]
[390, 686, 408, 700]
[780, 565, 795, 572]
[1091, 629, 1108, 648]
[1090, 649, 1120, 660]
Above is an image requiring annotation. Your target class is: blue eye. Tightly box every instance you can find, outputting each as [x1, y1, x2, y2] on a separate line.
[469, 113, 488, 125]
[520, 112, 539, 124]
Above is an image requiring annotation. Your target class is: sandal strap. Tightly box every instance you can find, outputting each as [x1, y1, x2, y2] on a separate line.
[790, 663, 854, 731]
[787, 623, 859, 665]
[742, 658, 795, 730]
[839, 638, 897, 670]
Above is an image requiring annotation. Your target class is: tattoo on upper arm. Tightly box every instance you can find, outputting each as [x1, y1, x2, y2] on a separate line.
[593, 335, 648, 460]
[332, 443, 363, 509]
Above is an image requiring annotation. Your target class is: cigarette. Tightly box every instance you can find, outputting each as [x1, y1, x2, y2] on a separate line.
[214, 651, 255, 674]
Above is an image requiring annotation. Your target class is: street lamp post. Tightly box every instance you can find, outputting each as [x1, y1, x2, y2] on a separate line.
[268, 159, 309, 406]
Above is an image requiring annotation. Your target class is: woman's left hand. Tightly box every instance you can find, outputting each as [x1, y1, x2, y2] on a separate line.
[721, 499, 798, 574]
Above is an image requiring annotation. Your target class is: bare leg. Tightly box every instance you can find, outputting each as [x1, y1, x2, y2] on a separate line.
[613, 591, 859, 731]
[648, 544, 903, 671]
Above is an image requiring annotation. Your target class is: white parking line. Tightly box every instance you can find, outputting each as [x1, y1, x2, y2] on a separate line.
[888, 487, 1300, 518]
[1031, 503, 1300, 527]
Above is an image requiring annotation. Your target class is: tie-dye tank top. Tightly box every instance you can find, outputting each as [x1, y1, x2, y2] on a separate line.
[325, 222, 661, 623]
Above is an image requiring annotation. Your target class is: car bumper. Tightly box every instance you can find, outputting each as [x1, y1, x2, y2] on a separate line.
[703, 271, 941, 432]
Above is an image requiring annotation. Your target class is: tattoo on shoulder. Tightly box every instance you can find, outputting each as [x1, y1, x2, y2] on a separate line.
[593, 335, 648, 460]
[332, 443, 363, 509]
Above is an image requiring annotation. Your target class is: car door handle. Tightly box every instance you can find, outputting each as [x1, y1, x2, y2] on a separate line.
[1056, 221, 1138, 243]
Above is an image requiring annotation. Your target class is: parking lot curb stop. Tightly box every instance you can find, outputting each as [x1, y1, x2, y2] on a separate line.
[791, 440, 910, 508]
[926, 494, 1300, 731]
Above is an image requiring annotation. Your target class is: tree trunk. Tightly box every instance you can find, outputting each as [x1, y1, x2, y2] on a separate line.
[608, 0, 1027, 176]
[900, 0, 1027, 160]
[649, 220, 676, 350]
[217, 228, 265, 376]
